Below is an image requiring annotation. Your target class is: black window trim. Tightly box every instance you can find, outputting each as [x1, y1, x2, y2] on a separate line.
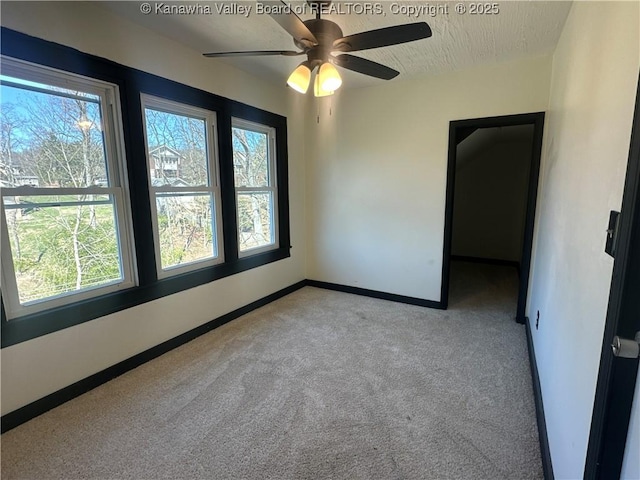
[0, 27, 291, 348]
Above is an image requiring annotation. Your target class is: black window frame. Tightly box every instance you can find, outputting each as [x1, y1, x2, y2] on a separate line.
[0, 28, 291, 348]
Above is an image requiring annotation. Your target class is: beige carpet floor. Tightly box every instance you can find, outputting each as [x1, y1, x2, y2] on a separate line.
[1, 261, 542, 479]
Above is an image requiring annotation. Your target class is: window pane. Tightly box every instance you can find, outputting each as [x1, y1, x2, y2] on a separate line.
[232, 127, 269, 187]
[237, 192, 273, 251]
[144, 108, 209, 187]
[1, 77, 108, 188]
[156, 193, 217, 269]
[3, 195, 123, 304]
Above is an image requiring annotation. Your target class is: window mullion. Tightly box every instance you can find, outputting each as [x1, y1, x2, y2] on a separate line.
[3, 199, 114, 210]
[2, 187, 121, 196]
[217, 112, 239, 262]
[236, 186, 276, 193]
[112, 189, 137, 287]
[0, 198, 21, 316]
[152, 186, 212, 194]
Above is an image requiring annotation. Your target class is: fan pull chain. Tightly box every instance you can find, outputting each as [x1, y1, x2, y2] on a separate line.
[316, 97, 334, 123]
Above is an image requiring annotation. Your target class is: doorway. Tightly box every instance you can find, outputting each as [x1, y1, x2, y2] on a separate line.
[441, 112, 545, 323]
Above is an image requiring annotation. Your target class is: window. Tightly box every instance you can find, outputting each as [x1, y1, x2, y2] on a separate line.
[0, 58, 135, 317]
[142, 95, 223, 277]
[1, 28, 291, 347]
[232, 119, 278, 256]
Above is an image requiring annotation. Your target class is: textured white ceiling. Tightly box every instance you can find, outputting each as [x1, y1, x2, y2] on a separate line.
[100, 1, 572, 89]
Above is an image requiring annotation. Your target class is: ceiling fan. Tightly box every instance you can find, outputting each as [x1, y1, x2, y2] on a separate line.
[203, 0, 432, 96]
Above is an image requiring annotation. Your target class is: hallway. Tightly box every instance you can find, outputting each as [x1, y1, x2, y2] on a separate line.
[449, 260, 520, 318]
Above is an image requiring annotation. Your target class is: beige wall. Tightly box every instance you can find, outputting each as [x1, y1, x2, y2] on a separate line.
[305, 55, 551, 300]
[0, 1, 307, 415]
[526, 2, 640, 477]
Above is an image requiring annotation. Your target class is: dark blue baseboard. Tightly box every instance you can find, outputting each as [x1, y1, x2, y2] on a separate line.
[525, 317, 555, 480]
[307, 280, 444, 309]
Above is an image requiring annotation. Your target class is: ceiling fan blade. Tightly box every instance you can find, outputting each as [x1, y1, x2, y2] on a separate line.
[333, 23, 432, 52]
[203, 50, 304, 58]
[269, 1, 318, 48]
[333, 54, 399, 80]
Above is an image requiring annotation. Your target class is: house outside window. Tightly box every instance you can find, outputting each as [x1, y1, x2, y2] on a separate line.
[149, 145, 181, 180]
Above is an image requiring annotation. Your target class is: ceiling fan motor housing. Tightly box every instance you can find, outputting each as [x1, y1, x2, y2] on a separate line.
[296, 19, 344, 67]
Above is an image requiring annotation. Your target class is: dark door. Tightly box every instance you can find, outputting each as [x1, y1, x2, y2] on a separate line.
[585, 74, 640, 479]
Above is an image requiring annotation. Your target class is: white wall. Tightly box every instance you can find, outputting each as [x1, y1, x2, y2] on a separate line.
[452, 133, 533, 262]
[526, 2, 640, 478]
[0, 1, 307, 415]
[305, 55, 551, 300]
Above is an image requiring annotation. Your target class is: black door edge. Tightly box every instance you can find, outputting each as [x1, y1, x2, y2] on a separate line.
[584, 73, 640, 480]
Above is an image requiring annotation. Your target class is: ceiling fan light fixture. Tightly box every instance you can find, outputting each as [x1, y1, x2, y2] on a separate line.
[202, 8, 432, 95]
[287, 62, 311, 94]
[318, 61, 342, 92]
[313, 73, 334, 97]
